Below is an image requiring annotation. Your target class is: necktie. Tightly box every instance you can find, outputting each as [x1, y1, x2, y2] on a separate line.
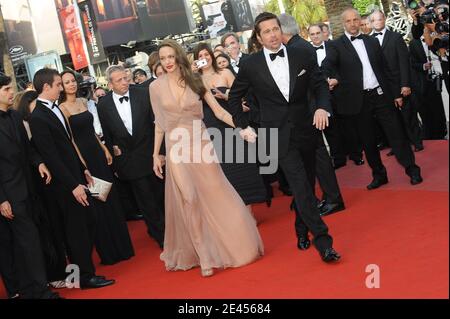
[314, 45, 324, 51]
[351, 34, 363, 41]
[372, 32, 383, 37]
[119, 96, 129, 103]
[269, 49, 285, 61]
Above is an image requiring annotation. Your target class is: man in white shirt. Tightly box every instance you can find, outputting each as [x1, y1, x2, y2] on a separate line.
[221, 32, 249, 74]
[97, 65, 165, 248]
[322, 8, 423, 189]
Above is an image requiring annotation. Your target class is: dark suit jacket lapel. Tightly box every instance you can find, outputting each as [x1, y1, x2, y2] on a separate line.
[105, 94, 133, 139]
[363, 36, 379, 72]
[256, 51, 288, 101]
[382, 30, 391, 50]
[342, 36, 362, 68]
[36, 101, 71, 140]
[287, 48, 298, 100]
[129, 89, 140, 138]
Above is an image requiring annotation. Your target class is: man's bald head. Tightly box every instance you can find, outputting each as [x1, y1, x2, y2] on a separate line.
[341, 8, 362, 35]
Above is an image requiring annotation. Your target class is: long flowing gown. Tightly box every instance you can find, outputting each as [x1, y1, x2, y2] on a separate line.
[150, 75, 264, 271]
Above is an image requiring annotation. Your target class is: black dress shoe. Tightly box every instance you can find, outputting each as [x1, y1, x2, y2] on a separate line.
[414, 144, 424, 152]
[333, 161, 347, 170]
[297, 236, 311, 250]
[317, 199, 326, 210]
[279, 185, 292, 196]
[126, 213, 144, 221]
[410, 174, 423, 185]
[321, 248, 341, 263]
[81, 276, 115, 289]
[367, 177, 388, 190]
[386, 150, 394, 156]
[351, 158, 365, 166]
[319, 202, 345, 217]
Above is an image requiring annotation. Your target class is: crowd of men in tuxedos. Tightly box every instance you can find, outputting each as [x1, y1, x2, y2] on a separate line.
[1, 3, 448, 298]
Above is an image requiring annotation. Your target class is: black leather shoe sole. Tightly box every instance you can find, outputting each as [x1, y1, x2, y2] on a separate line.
[319, 202, 345, 217]
[297, 237, 311, 250]
[410, 175, 423, 185]
[367, 178, 388, 190]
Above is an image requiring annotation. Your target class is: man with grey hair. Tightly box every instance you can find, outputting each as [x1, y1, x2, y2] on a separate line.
[322, 7, 423, 189]
[97, 65, 165, 249]
[221, 32, 249, 73]
[280, 14, 346, 217]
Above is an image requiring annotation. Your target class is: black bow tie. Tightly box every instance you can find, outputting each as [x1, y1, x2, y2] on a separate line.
[119, 96, 129, 103]
[350, 34, 363, 41]
[372, 32, 383, 37]
[269, 49, 285, 61]
[314, 45, 324, 51]
[51, 103, 58, 109]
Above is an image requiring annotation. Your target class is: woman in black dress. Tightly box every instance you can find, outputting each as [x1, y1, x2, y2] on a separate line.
[59, 70, 134, 265]
[193, 44, 267, 213]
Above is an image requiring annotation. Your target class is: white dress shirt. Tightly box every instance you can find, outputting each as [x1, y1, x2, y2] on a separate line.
[263, 44, 290, 102]
[345, 32, 380, 90]
[86, 99, 103, 137]
[112, 91, 133, 136]
[372, 28, 387, 46]
[230, 52, 243, 74]
[313, 42, 326, 67]
[38, 98, 69, 136]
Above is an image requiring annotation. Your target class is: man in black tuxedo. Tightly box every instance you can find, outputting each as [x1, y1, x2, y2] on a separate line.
[29, 68, 114, 289]
[0, 73, 58, 298]
[279, 15, 345, 217]
[97, 65, 165, 248]
[370, 10, 424, 152]
[322, 8, 423, 189]
[409, 37, 448, 140]
[221, 32, 250, 74]
[230, 12, 341, 263]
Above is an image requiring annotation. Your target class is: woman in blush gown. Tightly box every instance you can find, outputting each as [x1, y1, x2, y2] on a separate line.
[150, 40, 264, 277]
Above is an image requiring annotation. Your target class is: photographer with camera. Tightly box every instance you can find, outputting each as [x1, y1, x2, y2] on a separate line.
[407, 0, 449, 89]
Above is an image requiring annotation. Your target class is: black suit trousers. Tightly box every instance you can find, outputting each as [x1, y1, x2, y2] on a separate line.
[355, 90, 419, 179]
[396, 96, 423, 147]
[54, 188, 96, 281]
[130, 175, 165, 245]
[316, 136, 343, 204]
[279, 129, 333, 253]
[0, 200, 49, 298]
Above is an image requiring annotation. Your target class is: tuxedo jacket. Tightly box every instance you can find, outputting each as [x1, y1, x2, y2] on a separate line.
[97, 85, 155, 181]
[229, 45, 331, 158]
[0, 110, 43, 204]
[409, 38, 431, 96]
[377, 29, 411, 93]
[322, 34, 398, 115]
[29, 101, 86, 193]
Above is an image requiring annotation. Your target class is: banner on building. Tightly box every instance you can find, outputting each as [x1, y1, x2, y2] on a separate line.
[58, 4, 89, 70]
[78, 0, 107, 64]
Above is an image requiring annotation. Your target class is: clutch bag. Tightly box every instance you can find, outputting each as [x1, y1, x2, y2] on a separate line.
[88, 176, 112, 202]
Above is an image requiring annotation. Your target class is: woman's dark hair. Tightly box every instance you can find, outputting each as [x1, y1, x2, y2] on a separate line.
[16, 90, 38, 121]
[247, 30, 262, 54]
[33, 68, 60, 95]
[254, 12, 281, 37]
[193, 42, 220, 74]
[158, 39, 206, 98]
[59, 70, 79, 104]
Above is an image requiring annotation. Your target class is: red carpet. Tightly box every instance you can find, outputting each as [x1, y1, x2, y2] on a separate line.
[1, 141, 448, 299]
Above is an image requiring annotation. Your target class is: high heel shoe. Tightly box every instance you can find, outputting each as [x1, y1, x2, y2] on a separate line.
[201, 268, 214, 277]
